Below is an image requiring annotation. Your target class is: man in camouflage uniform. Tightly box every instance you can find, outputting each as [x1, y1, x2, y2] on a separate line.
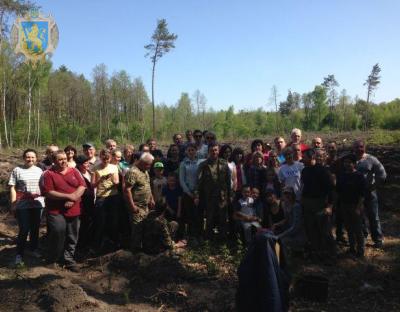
[142, 203, 178, 254]
[124, 152, 155, 251]
[196, 143, 231, 240]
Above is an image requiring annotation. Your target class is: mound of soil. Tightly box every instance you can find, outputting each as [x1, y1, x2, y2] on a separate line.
[35, 279, 103, 312]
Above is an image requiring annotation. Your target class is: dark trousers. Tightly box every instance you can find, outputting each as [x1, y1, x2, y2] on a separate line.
[16, 208, 42, 256]
[47, 213, 80, 265]
[78, 196, 95, 249]
[341, 203, 365, 254]
[335, 200, 345, 239]
[303, 197, 336, 258]
[94, 195, 120, 248]
[182, 193, 203, 239]
[118, 199, 132, 247]
[203, 197, 227, 240]
[363, 190, 383, 243]
[78, 213, 94, 249]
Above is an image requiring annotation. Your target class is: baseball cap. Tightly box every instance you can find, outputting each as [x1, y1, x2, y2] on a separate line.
[82, 142, 94, 149]
[153, 162, 164, 169]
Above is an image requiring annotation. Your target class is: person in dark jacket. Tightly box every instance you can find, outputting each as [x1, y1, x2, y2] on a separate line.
[301, 149, 336, 262]
[337, 153, 368, 258]
[237, 232, 290, 312]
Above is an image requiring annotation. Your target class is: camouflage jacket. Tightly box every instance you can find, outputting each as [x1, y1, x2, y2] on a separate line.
[142, 210, 175, 254]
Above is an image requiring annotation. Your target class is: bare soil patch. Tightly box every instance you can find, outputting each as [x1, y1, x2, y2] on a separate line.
[0, 142, 399, 311]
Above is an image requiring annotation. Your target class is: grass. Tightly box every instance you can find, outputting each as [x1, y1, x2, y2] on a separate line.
[182, 240, 246, 276]
[367, 129, 400, 145]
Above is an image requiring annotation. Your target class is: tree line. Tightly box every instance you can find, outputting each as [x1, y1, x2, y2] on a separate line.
[0, 2, 399, 148]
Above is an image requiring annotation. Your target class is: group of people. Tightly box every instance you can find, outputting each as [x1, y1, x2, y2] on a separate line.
[8, 128, 386, 270]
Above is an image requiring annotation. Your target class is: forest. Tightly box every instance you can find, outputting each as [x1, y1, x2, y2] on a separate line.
[1, 47, 400, 148]
[0, 2, 400, 148]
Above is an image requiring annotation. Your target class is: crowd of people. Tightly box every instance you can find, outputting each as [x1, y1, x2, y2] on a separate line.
[8, 128, 387, 270]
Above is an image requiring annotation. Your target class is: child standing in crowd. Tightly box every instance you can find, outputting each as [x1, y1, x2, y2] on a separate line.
[233, 185, 262, 244]
[9, 149, 44, 266]
[162, 172, 184, 238]
[336, 154, 367, 258]
[152, 162, 167, 204]
[251, 187, 264, 222]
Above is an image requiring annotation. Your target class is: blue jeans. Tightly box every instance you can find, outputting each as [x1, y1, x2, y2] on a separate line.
[364, 190, 383, 243]
[16, 208, 42, 256]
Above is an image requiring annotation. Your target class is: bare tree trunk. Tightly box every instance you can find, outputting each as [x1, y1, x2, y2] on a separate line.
[2, 69, 8, 146]
[365, 89, 370, 131]
[151, 59, 156, 137]
[99, 103, 102, 141]
[36, 88, 40, 146]
[27, 70, 32, 144]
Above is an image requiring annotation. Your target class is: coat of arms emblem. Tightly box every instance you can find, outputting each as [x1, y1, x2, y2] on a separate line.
[11, 10, 59, 64]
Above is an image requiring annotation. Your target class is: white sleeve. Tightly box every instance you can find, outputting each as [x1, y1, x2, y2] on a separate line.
[8, 168, 17, 186]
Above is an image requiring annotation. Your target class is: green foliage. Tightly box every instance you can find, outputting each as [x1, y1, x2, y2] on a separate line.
[368, 129, 400, 145]
[0, 33, 398, 148]
[183, 241, 245, 276]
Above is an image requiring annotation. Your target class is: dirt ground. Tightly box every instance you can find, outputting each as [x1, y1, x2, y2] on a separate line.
[0, 140, 399, 311]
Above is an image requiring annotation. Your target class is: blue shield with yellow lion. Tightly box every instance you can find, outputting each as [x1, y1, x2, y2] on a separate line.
[11, 11, 58, 64]
[21, 21, 49, 55]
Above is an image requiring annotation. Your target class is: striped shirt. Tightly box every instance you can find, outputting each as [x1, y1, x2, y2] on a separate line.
[8, 165, 44, 209]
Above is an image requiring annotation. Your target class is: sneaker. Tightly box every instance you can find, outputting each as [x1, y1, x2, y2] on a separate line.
[15, 255, 24, 267]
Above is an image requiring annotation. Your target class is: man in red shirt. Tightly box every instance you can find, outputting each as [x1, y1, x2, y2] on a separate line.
[41, 150, 86, 270]
[288, 128, 309, 153]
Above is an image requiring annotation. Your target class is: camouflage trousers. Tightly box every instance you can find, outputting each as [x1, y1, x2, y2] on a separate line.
[129, 208, 149, 251]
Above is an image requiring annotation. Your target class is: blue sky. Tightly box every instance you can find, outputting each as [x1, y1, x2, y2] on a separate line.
[33, 0, 399, 111]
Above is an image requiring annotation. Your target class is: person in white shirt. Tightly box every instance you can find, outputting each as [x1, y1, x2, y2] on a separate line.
[278, 147, 304, 200]
[9, 149, 44, 266]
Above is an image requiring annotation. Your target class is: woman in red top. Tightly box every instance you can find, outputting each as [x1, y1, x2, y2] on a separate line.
[41, 150, 86, 270]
